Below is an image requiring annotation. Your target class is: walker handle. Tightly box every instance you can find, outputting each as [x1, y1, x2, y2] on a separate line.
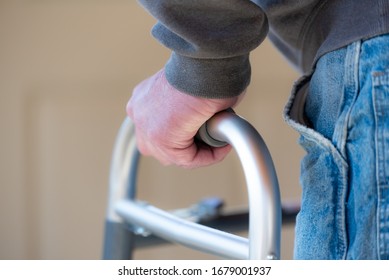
[103, 111, 281, 260]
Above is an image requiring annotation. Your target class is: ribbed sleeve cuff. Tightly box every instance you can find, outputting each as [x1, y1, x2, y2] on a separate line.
[165, 53, 251, 99]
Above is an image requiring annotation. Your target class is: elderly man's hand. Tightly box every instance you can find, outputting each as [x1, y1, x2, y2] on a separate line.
[126, 69, 242, 168]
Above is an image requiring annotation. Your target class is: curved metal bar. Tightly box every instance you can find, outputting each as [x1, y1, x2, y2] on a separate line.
[103, 118, 139, 259]
[200, 111, 281, 259]
[103, 111, 281, 260]
[115, 200, 249, 259]
[106, 117, 140, 222]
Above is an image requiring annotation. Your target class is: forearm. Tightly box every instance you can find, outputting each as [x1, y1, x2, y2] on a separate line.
[138, 0, 268, 98]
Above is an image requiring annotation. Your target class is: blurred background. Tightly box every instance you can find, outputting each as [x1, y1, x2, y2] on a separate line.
[0, 1, 303, 259]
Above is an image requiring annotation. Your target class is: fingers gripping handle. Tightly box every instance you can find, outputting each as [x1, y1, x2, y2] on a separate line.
[196, 123, 227, 147]
[196, 109, 234, 148]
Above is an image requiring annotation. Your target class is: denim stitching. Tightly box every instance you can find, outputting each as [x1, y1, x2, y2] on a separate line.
[372, 71, 389, 259]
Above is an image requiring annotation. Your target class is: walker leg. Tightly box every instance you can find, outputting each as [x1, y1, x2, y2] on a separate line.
[103, 220, 135, 260]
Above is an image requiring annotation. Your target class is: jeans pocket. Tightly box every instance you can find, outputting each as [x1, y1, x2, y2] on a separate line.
[294, 133, 348, 259]
[373, 71, 389, 260]
[284, 76, 349, 259]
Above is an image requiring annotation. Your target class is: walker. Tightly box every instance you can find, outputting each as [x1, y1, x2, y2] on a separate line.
[103, 110, 296, 260]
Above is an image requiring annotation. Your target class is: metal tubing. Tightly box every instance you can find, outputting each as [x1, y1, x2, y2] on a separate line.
[102, 221, 134, 260]
[106, 117, 140, 223]
[201, 111, 281, 259]
[104, 111, 281, 260]
[103, 118, 139, 259]
[115, 201, 249, 259]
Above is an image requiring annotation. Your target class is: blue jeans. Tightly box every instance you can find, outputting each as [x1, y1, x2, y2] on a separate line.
[284, 34, 389, 259]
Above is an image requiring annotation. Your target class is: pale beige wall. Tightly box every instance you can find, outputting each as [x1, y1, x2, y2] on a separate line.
[0, 1, 302, 259]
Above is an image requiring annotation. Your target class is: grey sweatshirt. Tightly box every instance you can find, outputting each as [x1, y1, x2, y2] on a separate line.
[138, 0, 389, 98]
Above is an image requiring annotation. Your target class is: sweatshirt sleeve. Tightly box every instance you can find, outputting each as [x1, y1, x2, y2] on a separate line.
[138, 0, 268, 98]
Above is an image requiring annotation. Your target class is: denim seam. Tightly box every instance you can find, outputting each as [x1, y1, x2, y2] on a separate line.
[373, 73, 389, 186]
[373, 76, 381, 259]
[372, 71, 389, 259]
[330, 41, 363, 259]
[333, 41, 361, 159]
[336, 162, 349, 259]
